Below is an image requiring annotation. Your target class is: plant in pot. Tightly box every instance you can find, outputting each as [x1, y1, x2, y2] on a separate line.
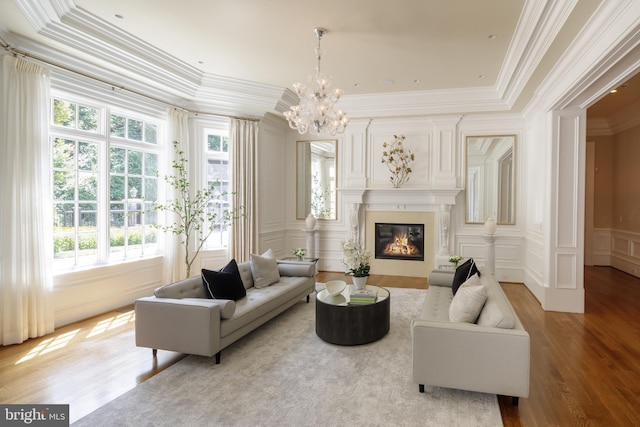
[151, 140, 242, 278]
[341, 239, 371, 290]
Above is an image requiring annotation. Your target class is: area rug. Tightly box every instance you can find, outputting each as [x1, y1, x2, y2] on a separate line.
[74, 287, 502, 426]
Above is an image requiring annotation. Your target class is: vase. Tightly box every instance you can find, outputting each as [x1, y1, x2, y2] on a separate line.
[352, 276, 367, 290]
[484, 217, 497, 236]
[305, 213, 316, 229]
[296, 256, 303, 261]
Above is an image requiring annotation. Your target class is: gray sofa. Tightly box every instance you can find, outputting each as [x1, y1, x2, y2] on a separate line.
[411, 267, 530, 404]
[135, 260, 315, 363]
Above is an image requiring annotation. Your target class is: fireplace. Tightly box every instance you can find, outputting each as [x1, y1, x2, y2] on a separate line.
[374, 223, 424, 261]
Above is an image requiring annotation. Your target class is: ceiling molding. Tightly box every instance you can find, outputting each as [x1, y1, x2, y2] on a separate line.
[337, 86, 509, 118]
[497, 0, 578, 107]
[14, 0, 70, 31]
[524, 0, 640, 117]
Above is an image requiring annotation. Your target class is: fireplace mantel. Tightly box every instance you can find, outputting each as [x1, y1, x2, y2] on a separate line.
[339, 188, 462, 209]
[339, 187, 462, 258]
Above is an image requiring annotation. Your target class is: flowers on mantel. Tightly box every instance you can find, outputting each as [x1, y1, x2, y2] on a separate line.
[382, 134, 414, 188]
[341, 239, 371, 277]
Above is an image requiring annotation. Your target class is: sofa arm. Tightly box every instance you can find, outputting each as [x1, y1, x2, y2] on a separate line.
[277, 262, 315, 277]
[135, 297, 222, 357]
[411, 319, 530, 398]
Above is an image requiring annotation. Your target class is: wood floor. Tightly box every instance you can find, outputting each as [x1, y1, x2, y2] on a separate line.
[1, 267, 639, 425]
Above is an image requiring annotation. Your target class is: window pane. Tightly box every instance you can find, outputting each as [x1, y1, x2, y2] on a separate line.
[78, 172, 98, 201]
[208, 159, 229, 182]
[110, 202, 125, 227]
[54, 203, 75, 228]
[78, 106, 98, 132]
[144, 153, 157, 176]
[144, 177, 157, 200]
[53, 138, 75, 170]
[110, 114, 126, 137]
[110, 147, 126, 173]
[110, 175, 125, 201]
[53, 100, 76, 128]
[127, 119, 143, 141]
[78, 142, 98, 171]
[222, 136, 229, 152]
[54, 171, 76, 201]
[128, 177, 142, 199]
[128, 150, 142, 175]
[78, 203, 97, 227]
[144, 123, 157, 144]
[54, 233, 76, 259]
[144, 201, 157, 225]
[207, 135, 220, 151]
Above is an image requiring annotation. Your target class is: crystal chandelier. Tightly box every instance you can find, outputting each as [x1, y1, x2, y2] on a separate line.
[284, 28, 350, 136]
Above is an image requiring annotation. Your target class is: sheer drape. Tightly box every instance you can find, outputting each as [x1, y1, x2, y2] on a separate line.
[0, 56, 54, 345]
[162, 109, 190, 282]
[230, 119, 258, 261]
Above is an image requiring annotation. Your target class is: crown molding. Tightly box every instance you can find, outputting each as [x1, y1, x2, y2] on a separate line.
[336, 86, 509, 119]
[497, 0, 578, 107]
[523, 0, 640, 117]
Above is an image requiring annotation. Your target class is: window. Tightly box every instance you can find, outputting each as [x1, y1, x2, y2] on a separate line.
[205, 131, 231, 248]
[51, 96, 162, 269]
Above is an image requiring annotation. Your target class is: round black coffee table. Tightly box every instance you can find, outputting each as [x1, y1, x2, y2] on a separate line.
[315, 284, 390, 345]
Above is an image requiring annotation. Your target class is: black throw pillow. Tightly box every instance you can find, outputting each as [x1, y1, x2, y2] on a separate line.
[451, 258, 480, 295]
[202, 259, 246, 301]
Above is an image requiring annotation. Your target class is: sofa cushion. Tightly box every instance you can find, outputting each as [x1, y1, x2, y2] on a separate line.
[476, 274, 515, 329]
[448, 274, 487, 323]
[201, 259, 246, 301]
[250, 252, 280, 288]
[452, 258, 480, 295]
[154, 276, 207, 299]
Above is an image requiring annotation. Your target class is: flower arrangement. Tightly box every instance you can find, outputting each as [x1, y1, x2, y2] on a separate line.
[381, 134, 415, 188]
[292, 248, 307, 259]
[449, 255, 463, 268]
[341, 239, 371, 277]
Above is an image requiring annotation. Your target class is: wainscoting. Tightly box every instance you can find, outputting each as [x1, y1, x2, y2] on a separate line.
[592, 228, 640, 278]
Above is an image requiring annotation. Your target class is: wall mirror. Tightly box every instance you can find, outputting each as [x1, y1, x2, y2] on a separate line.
[296, 140, 337, 220]
[466, 135, 516, 225]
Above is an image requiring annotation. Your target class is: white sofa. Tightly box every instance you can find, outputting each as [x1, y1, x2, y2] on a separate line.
[135, 260, 315, 363]
[411, 267, 530, 404]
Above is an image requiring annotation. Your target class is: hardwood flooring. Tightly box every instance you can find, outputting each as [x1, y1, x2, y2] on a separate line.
[0, 267, 639, 425]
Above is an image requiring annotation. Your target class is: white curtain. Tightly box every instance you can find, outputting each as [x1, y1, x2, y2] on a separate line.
[0, 55, 54, 345]
[162, 109, 190, 282]
[230, 119, 258, 261]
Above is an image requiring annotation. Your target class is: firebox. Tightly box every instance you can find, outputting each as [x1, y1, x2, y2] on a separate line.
[374, 223, 424, 261]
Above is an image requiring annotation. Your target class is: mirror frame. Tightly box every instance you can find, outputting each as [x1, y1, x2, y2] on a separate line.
[296, 139, 338, 220]
[465, 135, 516, 225]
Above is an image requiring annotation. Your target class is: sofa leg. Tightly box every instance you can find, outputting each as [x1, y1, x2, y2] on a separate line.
[512, 397, 519, 406]
[419, 384, 425, 393]
[307, 295, 310, 303]
[215, 352, 221, 364]
[152, 349, 157, 357]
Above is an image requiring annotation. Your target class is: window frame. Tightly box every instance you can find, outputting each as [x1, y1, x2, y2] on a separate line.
[50, 92, 165, 271]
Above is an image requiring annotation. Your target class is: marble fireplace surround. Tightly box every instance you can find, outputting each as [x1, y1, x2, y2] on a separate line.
[340, 188, 462, 277]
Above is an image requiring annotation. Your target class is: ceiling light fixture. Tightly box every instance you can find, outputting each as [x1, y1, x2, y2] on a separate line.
[284, 27, 349, 136]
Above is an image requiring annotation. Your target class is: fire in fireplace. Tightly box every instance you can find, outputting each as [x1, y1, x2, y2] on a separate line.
[374, 223, 424, 261]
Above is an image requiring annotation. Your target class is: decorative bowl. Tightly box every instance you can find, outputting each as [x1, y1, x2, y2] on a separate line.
[325, 280, 346, 296]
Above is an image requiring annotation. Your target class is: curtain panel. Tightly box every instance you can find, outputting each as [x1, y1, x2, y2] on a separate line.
[230, 119, 258, 261]
[0, 56, 55, 345]
[162, 109, 190, 283]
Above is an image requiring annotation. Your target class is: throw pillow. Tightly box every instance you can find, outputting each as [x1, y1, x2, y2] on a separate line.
[449, 274, 487, 323]
[452, 257, 480, 295]
[250, 252, 280, 288]
[201, 259, 246, 301]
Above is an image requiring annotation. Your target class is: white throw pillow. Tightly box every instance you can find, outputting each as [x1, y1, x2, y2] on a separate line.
[448, 274, 487, 323]
[250, 251, 280, 288]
